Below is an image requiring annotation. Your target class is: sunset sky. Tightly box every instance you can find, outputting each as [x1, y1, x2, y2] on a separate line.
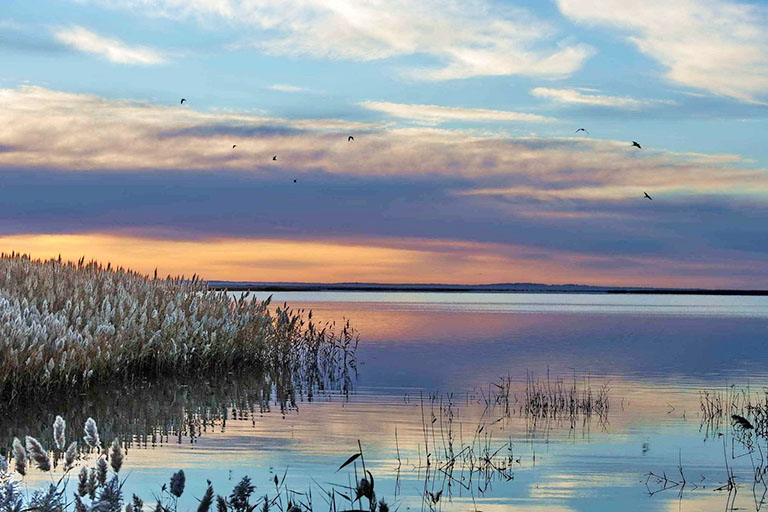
[1, 0, 768, 287]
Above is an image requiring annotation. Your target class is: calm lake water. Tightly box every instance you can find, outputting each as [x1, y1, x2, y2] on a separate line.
[18, 292, 768, 511]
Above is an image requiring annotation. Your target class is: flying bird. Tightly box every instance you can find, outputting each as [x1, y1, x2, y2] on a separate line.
[348, 135, 354, 142]
[632, 141, 642, 149]
[232, 145, 237, 149]
[575, 128, 589, 135]
[180, 98, 186, 104]
[293, 179, 297, 183]
[273, 155, 278, 161]
[644, 192, 653, 201]
[732, 414, 754, 430]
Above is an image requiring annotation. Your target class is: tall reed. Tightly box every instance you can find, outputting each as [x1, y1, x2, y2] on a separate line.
[0, 253, 357, 401]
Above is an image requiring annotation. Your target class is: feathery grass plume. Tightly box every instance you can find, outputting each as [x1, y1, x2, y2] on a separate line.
[260, 495, 268, 512]
[0, 455, 7, 473]
[74, 495, 88, 512]
[53, 416, 66, 451]
[228, 477, 254, 512]
[93, 475, 123, 512]
[30, 483, 64, 512]
[87, 468, 98, 499]
[96, 458, 108, 487]
[216, 495, 228, 512]
[84, 418, 100, 450]
[0, 254, 358, 404]
[12, 438, 26, 476]
[25, 436, 51, 472]
[378, 499, 389, 512]
[198, 481, 214, 512]
[65, 441, 78, 471]
[153, 502, 163, 512]
[109, 438, 124, 473]
[170, 470, 185, 498]
[286, 504, 300, 512]
[132, 494, 144, 512]
[78, 466, 89, 497]
[1, 477, 24, 511]
[126, 504, 134, 512]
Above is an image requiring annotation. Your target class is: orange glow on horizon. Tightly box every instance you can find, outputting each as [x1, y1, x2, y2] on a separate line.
[0, 233, 758, 288]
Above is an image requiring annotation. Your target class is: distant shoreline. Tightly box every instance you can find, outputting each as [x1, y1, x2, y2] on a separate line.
[208, 282, 768, 297]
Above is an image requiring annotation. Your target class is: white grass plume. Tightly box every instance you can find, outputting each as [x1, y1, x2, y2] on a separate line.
[53, 415, 66, 451]
[83, 417, 100, 449]
[0, 253, 358, 400]
[65, 441, 78, 471]
[25, 436, 51, 472]
[11, 438, 26, 476]
[109, 438, 123, 473]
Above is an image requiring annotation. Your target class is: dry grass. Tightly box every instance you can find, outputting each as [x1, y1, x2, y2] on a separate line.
[0, 253, 357, 402]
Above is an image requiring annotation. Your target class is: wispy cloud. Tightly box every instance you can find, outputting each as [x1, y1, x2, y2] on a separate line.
[1, 85, 767, 287]
[0, 86, 759, 184]
[268, 84, 320, 94]
[360, 101, 554, 124]
[531, 87, 674, 109]
[557, 0, 768, 103]
[82, 0, 592, 80]
[54, 26, 165, 65]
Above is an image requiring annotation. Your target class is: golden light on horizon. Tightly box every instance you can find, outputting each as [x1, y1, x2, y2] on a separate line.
[0, 232, 757, 288]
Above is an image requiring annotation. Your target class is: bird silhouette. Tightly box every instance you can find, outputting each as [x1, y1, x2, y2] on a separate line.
[293, 179, 297, 183]
[232, 144, 237, 149]
[575, 128, 589, 135]
[632, 141, 642, 149]
[180, 98, 186, 104]
[644, 192, 653, 201]
[732, 414, 754, 429]
[273, 155, 277, 161]
[348, 135, 354, 142]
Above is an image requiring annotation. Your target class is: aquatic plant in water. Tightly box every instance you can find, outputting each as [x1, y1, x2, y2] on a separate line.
[2, 416, 393, 512]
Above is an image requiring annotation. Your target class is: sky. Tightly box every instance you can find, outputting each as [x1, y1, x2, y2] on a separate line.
[1, 0, 767, 288]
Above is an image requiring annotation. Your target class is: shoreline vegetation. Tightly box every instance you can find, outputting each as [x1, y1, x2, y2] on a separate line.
[0, 253, 358, 404]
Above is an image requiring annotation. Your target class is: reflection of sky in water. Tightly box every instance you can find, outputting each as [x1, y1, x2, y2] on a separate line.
[19, 293, 768, 511]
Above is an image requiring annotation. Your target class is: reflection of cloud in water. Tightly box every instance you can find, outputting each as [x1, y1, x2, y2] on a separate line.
[275, 297, 768, 391]
[11, 293, 768, 511]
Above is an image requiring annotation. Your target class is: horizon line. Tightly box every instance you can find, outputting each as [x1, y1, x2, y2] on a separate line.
[206, 280, 768, 296]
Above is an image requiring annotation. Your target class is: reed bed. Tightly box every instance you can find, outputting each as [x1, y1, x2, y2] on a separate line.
[400, 373, 611, 509]
[0, 253, 357, 402]
[523, 371, 610, 422]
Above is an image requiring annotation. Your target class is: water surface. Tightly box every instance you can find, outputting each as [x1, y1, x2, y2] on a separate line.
[18, 292, 768, 511]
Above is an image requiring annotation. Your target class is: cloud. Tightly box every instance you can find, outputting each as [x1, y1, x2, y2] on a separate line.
[531, 87, 674, 109]
[54, 26, 165, 65]
[1, 85, 768, 287]
[0, 86, 762, 191]
[80, 0, 592, 80]
[360, 101, 554, 124]
[268, 84, 320, 94]
[557, 0, 768, 103]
